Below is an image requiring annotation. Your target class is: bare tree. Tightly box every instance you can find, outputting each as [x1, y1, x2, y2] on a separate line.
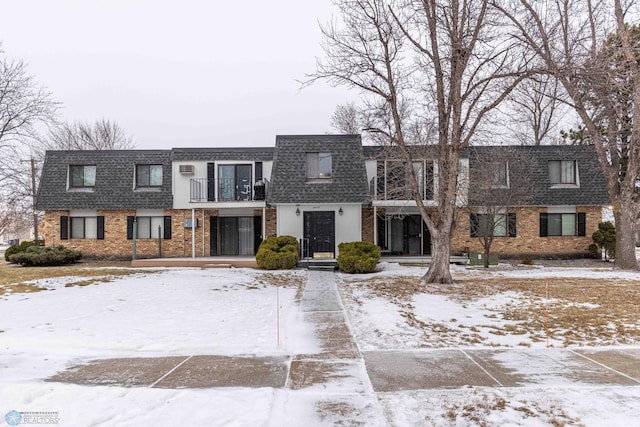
[46, 118, 134, 151]
[0, 44, 58, 242]
[498, 0, 640, 270]
[0, 44, 58, 183]
[464, 147, 534, 267]
[331, 102, 362, 134]
[308, 0, 532, 283]
[502, 75, 569, 145]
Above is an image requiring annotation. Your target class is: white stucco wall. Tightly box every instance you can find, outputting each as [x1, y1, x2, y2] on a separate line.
[172, 160, 273, 209]
[277, 203, 362, 256]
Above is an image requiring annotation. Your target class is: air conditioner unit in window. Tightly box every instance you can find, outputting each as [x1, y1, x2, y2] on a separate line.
[179, 164, 194, 174]
[184, 218, 198, 229]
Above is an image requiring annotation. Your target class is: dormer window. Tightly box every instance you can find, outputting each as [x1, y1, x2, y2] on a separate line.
[549, 160, 577, 185]
[136, 164, 163, 187]
[69, 165, 96, 188]
[488, 162, 509, 187]
[306, 153, 332, 179]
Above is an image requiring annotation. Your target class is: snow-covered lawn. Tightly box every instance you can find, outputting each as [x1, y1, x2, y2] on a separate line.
[1, 263, 639, 426]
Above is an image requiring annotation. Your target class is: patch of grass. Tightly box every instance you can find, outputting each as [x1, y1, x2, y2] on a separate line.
[0, 260, 157, 295]
[341, 273, 640, 347]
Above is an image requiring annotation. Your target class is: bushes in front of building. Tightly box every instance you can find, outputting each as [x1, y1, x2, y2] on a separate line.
[337, 241, 381, 273]
[4, 240, 44, 262]
[8, 245, 82, 266]
[256, 235, 299, 270]
[590, 221, 616, 261]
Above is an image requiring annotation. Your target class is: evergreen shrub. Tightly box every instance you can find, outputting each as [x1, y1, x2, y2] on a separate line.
[337, 241, 381, 274]
[256, 235, 299, 270]
[8, 245, 82, 266]
[4, 240, 44, 261]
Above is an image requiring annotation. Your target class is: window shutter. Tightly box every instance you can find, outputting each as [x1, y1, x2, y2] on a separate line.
[540, 213, 548, 237]
[210, 216, 218, 256]
[470, 214, 479, 238]
[508, 213, 517, 237]
[207, 163, 215, 201]
[97, 216, 105, 240]
[255, 162, 263, 182]
[60, 216, 69, 240]
[577, 213, 586, 237]
[164, 216, 172, 239]
[127, 216, 134, 240]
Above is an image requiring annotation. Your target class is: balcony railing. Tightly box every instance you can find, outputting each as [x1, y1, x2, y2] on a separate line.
[190, 178, 269, 203]
[369, 176, 433, 201]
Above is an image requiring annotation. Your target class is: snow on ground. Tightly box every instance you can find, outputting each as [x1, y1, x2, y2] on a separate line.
[1, 263, 640, 425]
[338, 262, 640, 425]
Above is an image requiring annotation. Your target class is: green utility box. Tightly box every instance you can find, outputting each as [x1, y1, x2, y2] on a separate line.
[469, 251, 499, 266]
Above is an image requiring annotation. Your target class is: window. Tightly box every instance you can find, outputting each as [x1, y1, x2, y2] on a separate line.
[306, 153, 332, 179]
[69, 165, 96, 187]
[488, 162, 508, 187]
[60, 216, 104, 240]
[136, 164, 163, 187]
[127, 216, 172, 240]
[470, 213, 516, 237]
[540, 213, 586, 236]
[549, 160, 576, 185]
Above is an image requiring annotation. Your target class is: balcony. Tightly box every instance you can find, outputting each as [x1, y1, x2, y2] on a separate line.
[190, 178, 269, 203]
[369, 176, 433, 201]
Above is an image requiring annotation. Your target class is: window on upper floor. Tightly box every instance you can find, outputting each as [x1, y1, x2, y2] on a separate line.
[549, 160, 577, 185]
[306, 153, 332, 179]
[375, 159, 434, 201]
[136, 164, 163, 187]
[69, 165, 96, 188]
[488, 162, 509, 187]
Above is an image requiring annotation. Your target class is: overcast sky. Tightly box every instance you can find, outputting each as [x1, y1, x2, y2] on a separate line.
[1, 0, 354, 149]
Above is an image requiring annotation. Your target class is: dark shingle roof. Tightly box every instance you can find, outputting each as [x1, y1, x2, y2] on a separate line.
[268, 135, 370, 204]
[36, 150, 173, 210]
[469, 145, 609, 206]
[172, 147, 274, 161]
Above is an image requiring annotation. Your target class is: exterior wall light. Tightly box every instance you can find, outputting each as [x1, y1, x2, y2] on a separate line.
[296, 207, 300, 216]
[338, 207, 343, 215]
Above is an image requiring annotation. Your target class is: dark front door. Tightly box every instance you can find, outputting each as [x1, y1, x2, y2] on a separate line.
[303, 211, 335, 257]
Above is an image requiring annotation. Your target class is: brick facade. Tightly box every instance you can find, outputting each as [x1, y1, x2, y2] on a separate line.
[361, 207, 375, 243]
[452, 206, 601, 258]
[41, 208, 273, 260]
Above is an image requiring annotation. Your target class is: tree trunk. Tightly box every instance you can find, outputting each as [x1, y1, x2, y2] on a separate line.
[422, 225, 454, 284]
[613, 200, 639, 270]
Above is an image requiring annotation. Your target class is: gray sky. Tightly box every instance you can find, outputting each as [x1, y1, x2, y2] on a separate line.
[1, 0, 354, 149]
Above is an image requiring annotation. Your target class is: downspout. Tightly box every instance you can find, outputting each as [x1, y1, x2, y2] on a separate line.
[191, 208, 196, 259]
[262, 206, 266, 240]
[373, 206, 377, 246]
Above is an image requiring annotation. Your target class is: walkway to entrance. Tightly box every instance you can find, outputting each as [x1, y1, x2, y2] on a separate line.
[45, 270, 640, 424]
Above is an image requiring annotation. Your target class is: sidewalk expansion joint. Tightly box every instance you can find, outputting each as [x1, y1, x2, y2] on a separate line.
[569, 349, 640, 384]
[149, 355, 192, 388]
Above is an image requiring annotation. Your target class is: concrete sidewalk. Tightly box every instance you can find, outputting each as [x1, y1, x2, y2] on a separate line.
[46, 271, 640, 421]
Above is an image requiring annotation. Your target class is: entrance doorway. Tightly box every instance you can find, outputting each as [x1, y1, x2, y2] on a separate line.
[377, 214, 431, 255]
[303, 211, 336, 257]
[210, 216, 262, 256]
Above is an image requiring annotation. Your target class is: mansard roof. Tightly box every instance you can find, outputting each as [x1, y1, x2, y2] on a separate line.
[268, 134, 370, 204]
[36, 150, 173, 210]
